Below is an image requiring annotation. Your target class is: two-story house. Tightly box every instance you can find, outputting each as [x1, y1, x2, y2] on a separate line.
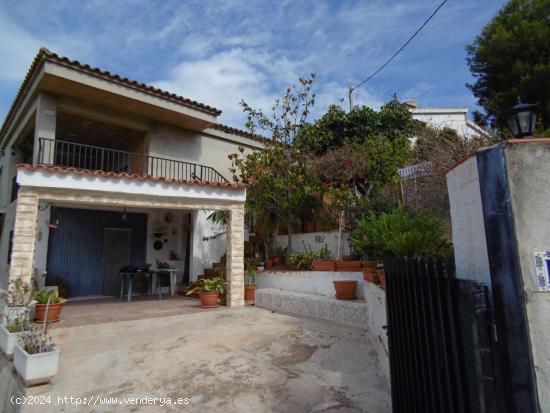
[0, 48, 263, 306]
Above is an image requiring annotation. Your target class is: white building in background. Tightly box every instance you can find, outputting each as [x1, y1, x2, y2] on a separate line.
[405, 102, 489, 140]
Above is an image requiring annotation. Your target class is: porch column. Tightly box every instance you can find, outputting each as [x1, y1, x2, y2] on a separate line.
[8, 187, 39, 287]
[226, 204, 245, 307]
[33, 93, 57, 165]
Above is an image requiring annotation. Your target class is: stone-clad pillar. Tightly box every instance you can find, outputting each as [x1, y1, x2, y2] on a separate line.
[226, 204, 245, 307]
[9, 187, 39, 286]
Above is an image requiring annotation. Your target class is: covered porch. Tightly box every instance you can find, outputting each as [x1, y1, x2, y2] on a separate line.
[9, 165, 246, 307]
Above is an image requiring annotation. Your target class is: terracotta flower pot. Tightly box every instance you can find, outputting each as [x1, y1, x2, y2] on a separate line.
[341, 255, 354, 261]
[244, 285, 256, 304]
[35, 303, 64, 324]
[362, 267, 379, 283]
[312, 260, 336, 271]
[335, 260, 362, 271]
[273, 257, 282, 266]
[306, 222, 316, 232]
[333, 280, 357, 300]
[265, 259, 274, 268]
[362, 259, 378, 269]
[199, 292, 219, 308]
[376, 268, 385, 288]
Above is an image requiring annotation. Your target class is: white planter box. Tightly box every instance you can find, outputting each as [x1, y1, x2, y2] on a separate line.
[1, 306, 28, 326]
[13, 343, 60, 386]
[0, 325, 27, 360]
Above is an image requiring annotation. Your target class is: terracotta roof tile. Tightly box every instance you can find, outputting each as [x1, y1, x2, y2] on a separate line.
[17, 164, 245, 190]
[211, 123, 268, 144]
[1, 48, 222, 137]
[41, 48, 222, 116]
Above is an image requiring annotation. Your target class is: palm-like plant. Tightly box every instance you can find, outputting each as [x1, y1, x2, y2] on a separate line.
[186, 277, 226, 295]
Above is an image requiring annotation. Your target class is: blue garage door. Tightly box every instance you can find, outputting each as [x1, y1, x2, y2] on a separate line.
[46, 207, 147, 297]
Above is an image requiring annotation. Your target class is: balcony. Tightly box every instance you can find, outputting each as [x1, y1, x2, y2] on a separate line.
[35, 137, 228, 183]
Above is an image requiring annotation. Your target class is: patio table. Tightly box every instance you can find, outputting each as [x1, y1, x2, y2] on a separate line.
[119, 269, 153, 303]
[151, 269, 177, 298]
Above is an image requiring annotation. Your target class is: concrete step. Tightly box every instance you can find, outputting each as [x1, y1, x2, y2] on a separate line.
[256, 288, 368, 329]
[197, 273, 216, 280]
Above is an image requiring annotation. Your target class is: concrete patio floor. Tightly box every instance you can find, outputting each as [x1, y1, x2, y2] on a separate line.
[53, 295, 218, 328]
[3, 305, 390, 413]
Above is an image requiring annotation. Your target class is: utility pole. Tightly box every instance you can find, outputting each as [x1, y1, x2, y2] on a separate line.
[348, 86, 354, 112]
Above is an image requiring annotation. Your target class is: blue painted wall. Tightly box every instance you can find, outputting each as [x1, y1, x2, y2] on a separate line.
[46, 207, 147, 297]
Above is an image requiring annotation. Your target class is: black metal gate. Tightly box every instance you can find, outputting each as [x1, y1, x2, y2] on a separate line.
[384, 257, 503, 413]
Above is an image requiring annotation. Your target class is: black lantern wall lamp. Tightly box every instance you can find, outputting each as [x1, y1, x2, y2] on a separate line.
[506, 97, 540, 138]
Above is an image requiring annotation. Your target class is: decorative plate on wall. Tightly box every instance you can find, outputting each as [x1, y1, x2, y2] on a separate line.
[164, 213, 173, 224]
[153, 240, 163, 251]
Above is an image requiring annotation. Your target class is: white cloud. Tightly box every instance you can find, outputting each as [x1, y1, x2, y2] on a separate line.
[0, 13, 42, 82]
[153, 48, 301, 127]
[0, 0, 507, 124]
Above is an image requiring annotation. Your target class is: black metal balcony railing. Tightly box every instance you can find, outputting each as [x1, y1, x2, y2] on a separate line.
[37, 138, 228, 183]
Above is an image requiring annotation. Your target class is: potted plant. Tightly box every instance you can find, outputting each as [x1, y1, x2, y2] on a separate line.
[244, 265, 256, 305]
[265, 258, 274, 268]
[335, 258, 362, 271]
[13, 325, 59, 386]
[362, 259, 379, 283]
[272, 245, 286, 266]
[333, 280, 358, 300]
[312, 245, 336, 271]
[186, 277, 226, 308]
[288, 251, 316, 270]
[1, 279, 32, 326]
[32, 290, 67, 324]
[0, 311, 31, 360]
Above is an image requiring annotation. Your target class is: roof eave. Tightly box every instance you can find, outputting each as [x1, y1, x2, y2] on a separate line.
[1, 48, 223, 139]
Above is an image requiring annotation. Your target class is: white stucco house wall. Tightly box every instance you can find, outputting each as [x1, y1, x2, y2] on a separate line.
[0, 48, 263, 304]
[406, 102, 490, 140]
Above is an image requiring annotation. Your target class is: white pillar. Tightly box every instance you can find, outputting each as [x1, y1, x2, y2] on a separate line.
[33, 93, 57, 165]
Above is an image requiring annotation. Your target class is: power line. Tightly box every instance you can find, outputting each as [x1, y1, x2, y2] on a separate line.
[351, 0, 449, 92]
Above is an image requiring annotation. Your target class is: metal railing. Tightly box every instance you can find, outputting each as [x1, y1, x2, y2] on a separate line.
[36, 138, 228, 183]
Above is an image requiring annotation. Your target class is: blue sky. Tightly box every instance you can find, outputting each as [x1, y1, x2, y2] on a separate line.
[0, 0, 507, 128]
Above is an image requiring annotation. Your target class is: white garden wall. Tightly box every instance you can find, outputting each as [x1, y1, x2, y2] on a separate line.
[274, 231, 352, 259]
[256, 271, 365, 299]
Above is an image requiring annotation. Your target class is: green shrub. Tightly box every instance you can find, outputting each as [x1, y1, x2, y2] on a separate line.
[186, 277, 226, 295]
[318, 244, 332, 261]
[32, 290, 64, 305]
[351, 205, 451, 258]
[289, 251, 317, 270]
